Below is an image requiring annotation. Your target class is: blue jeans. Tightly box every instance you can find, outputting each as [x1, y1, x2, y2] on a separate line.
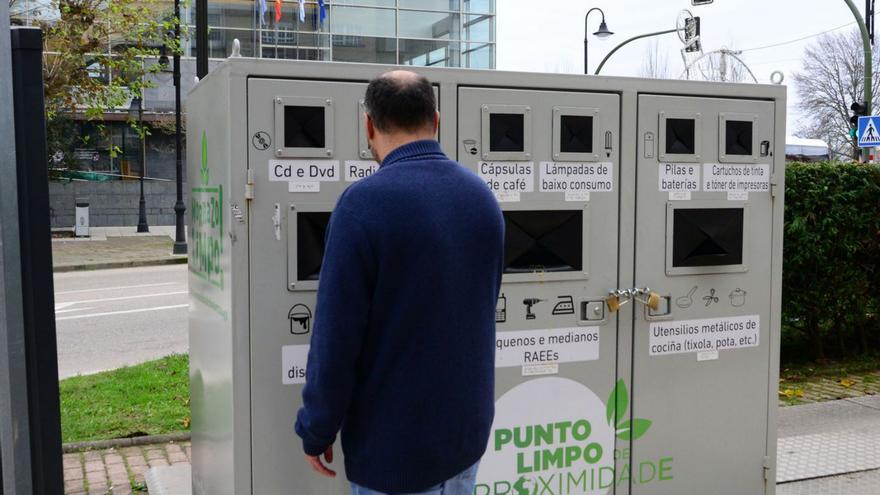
[350, 462, 480, 495]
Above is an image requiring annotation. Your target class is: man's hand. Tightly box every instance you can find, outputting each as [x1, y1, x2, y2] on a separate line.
[306, 445, 336, 477]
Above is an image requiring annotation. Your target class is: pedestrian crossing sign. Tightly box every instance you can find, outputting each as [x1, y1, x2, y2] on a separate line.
[858, 116, 880, 147]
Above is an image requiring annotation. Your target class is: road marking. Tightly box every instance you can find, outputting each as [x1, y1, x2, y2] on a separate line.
[56, 304, 189, 321]
[55, 307, 95, 314]
[55, 282, 178, 295]
[56, 291, 188, 305]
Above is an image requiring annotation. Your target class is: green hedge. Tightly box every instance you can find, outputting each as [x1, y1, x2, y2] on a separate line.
[783, 162, 880, 362]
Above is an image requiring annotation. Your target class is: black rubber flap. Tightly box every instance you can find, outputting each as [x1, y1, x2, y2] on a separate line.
[672, 208, 744, 267]
[665, 118, 696, 155]
[725, 120, 753, 156]
[560, 115, 593, 153]
[297, 212, 331, 280]
[489, 113, 525, 152]
[504, 210, 583, 273]
[284, 105, 326, 148]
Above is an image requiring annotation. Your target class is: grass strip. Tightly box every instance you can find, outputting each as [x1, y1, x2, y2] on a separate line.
[60, 354, 190, 443]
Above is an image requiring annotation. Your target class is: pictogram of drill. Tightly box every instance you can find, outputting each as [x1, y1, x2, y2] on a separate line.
[522, 298, 545, 320]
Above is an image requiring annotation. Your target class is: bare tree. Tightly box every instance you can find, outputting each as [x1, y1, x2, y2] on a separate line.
[640, 39, 670, 79]
[794, 29, 880, 160]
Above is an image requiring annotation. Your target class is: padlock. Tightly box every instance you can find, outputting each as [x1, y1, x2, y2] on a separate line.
[646, 291, 661, 311]
[606, 294, 621, 313]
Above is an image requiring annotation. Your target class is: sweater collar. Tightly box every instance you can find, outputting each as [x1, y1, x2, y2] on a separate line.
[380, 139, 446, 167]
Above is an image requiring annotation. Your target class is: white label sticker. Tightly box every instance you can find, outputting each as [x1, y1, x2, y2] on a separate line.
[669, 191, 691, 201]
[269, 159, 340, 182]
[496, 327, 600, 368]
[495, 191, 521, 203]
[344, 160, 379, 182]
[649, 315, 760, 356]
[697, 350, 720, 361]
[703, 163, 770, 193]
[282, 344, 309, 384]
[539, 161, 613, 195]
[289, 182, 319, 193]
[478, 162, 534, 202]
[659, 163, 700, 192]
[565, 191, 590, 202]
[727, 191, 749, 201]
[522, 363, 559, 376]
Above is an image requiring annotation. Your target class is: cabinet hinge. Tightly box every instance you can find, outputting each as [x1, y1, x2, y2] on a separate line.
[770, 173, 780, 198]
[245, 169, 255, 200]
[762, 455, 771, 480]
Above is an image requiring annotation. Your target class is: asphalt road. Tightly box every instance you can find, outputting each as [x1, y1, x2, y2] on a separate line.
[54, 264, 188, 379]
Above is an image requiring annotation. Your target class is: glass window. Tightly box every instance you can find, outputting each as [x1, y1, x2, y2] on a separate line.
[206, 1, 258, 30]
[399, 0, 460, 10]
[399, 11, 459, 40]
[463, 0, 494, 13]
[463, 42, 492, 68]
[332, 36, 397, 64]
[399, 39, 460, 67]
[463, 14, 491, 42]
[330, 6, 395, 37]
[262, 46, 329, 60]
[189, 28, 257, 58]
[271, 2, 324, 32]
[332, 0, 396, 6]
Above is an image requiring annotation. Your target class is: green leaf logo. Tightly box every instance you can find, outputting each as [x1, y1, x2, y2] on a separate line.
[606, 379, 652, 441]
[200, 131, 210, 186]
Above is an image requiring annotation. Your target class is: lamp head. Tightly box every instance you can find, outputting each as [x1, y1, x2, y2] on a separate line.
[594, 21, 614, 39]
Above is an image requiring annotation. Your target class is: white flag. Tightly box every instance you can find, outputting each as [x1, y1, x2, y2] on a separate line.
[298, 0, 305, 22]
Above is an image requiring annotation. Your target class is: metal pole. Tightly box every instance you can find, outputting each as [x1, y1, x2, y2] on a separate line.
[0, 2, 33, 492]
[843, 0, 873, 160]
[196, 0, 208, 77]
[583, 7, 604, 75]
[8, 27, 64, 493]
[595, 28, 677, 75]
[137, 102, 150, 233]
[173, 0, 187, 254]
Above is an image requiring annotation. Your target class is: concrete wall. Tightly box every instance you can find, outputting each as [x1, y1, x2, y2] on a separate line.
[49, 181, 188, 228]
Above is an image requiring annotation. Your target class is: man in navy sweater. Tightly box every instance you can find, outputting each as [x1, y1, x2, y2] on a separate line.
[295, 70, 505, 494]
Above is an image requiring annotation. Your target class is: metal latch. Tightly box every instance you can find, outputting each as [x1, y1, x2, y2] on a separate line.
[606, 288, 661, 313]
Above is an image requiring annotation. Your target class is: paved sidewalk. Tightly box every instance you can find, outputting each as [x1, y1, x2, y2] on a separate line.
[63, 441, 190, 494]
[777, 395, 880, 494]
[61, 398, 880, 493]
[53, 226, 187, 272]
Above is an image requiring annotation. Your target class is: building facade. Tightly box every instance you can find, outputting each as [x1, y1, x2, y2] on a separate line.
[14, 0, 495, 226]
[185, 0, 495, 69]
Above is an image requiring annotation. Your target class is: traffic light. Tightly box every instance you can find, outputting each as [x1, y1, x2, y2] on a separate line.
[851, 101, 868, 127]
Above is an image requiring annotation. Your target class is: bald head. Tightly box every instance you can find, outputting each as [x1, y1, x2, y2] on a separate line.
[364, 70, 436, 134]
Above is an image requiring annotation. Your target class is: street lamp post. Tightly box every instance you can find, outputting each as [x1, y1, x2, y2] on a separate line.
[594, 28, 678, 75]
[172, 0, 187, 254]
[584, 7, 614, 75]
[129, 96, 150, 233]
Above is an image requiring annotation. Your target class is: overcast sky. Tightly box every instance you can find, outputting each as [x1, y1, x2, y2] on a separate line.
[496, 0, 862, 135]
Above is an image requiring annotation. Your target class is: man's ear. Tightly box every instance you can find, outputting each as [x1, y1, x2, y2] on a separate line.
[365, 113, 375, 141]
[433, 111, 440, 136]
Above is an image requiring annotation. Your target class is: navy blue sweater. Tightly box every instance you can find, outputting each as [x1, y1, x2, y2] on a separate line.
[295, 140, 505, 492]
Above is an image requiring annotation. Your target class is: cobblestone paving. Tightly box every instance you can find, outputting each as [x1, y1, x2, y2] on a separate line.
[779, 370, 880, 406]
[62, 441, 190, 494]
